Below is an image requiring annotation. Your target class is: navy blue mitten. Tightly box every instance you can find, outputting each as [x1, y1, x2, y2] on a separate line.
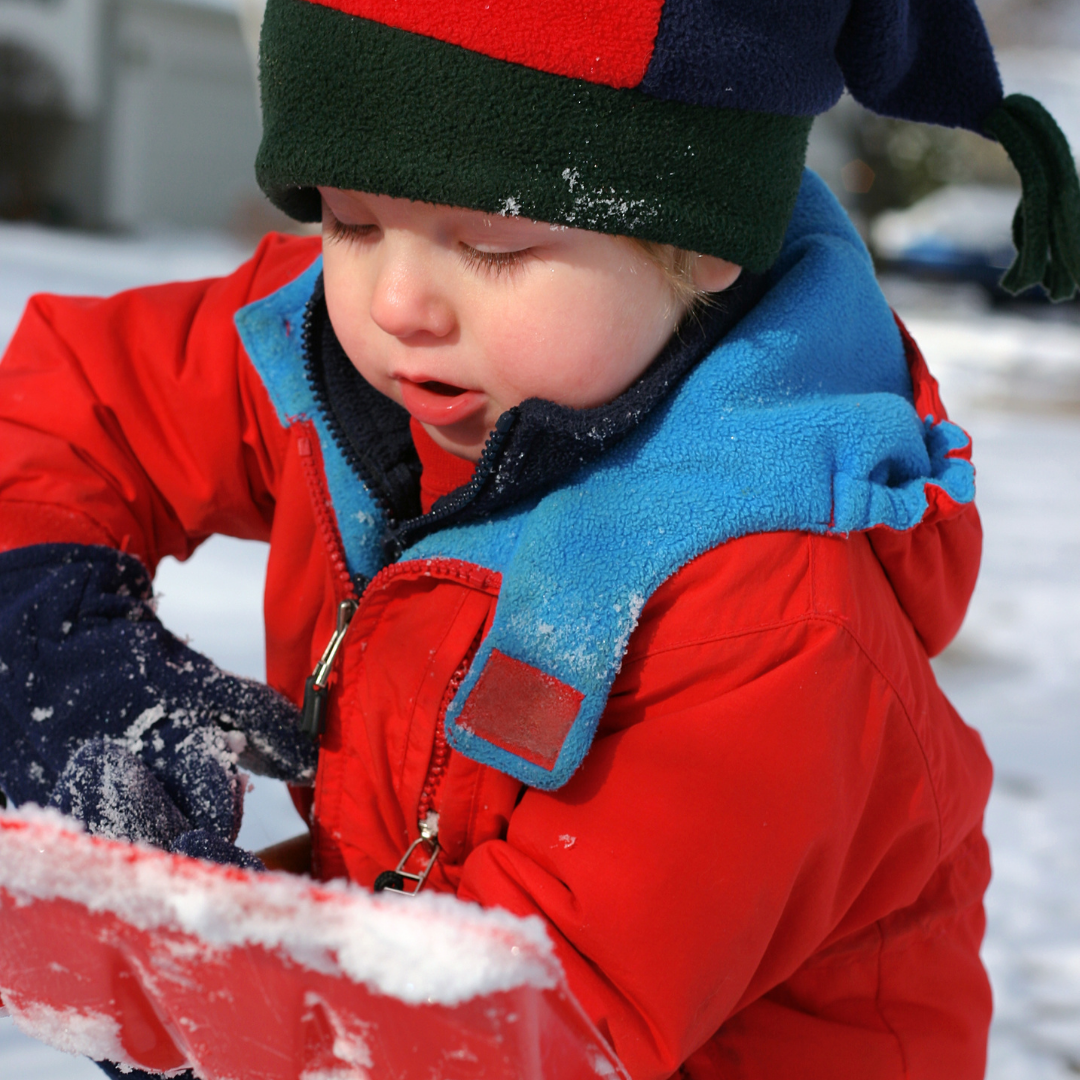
[0, 544, 314, 859]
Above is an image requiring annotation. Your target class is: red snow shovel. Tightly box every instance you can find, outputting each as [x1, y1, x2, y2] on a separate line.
[0, 808, 627, 1079]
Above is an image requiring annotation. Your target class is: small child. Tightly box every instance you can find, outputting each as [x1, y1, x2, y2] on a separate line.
[1, 1, 1078, 1077]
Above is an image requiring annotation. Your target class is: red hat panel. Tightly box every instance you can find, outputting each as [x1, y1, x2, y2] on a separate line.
[312, 0, 664, 88]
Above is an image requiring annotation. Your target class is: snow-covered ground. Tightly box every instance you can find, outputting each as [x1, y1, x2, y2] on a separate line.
[1, 224, 1079, 1077]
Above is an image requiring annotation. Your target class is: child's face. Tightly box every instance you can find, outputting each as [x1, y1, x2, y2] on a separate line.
[320, 189, 740, 461]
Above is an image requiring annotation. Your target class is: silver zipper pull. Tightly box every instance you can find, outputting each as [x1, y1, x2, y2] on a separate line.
[373, 813, 440, 897]
[299, 599, 358, 739]
[418, 811, 439, 843]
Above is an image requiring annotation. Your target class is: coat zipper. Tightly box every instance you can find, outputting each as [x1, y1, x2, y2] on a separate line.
[298, 556, 494, 754]
[373, 626, 484, 897]
[296, 454, 493, 875]
[383, 411, 517, 559]
[294, 450, 496, 885]
[299, 290, 499, 889]
[299, 598, 358, 738]
[416, 627, 483, 824]
[296, 429, 361, 738]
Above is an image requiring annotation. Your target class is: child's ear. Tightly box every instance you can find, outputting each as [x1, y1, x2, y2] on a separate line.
[691, 255, 742, 293]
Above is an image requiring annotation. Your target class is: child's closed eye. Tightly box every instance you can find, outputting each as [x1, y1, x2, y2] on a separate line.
[324, 216, 377, 245]
[458, 244, 532, 277]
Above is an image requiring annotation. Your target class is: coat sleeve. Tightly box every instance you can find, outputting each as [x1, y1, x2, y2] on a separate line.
[454, 535, 989, 1079]
[0, 233, 321, 570]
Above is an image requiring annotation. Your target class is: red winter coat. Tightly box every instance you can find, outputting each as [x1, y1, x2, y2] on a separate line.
[0, 233, 992, 1079]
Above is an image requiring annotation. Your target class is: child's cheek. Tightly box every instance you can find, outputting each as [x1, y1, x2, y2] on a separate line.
[483, 322, 553, 400]
[322, 261, 387, 389]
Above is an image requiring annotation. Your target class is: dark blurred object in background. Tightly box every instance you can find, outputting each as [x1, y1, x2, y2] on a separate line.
[0, 41, 71, 223]
[844, 109, 1019, 221]
[0, 0, 301, 239]
[868, 185, 1052, 305]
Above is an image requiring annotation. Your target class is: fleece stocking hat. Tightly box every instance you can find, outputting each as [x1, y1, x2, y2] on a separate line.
[257, 0, 1080, 299]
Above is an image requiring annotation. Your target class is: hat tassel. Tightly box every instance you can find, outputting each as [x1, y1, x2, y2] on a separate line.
[982, 94, 1080, 301]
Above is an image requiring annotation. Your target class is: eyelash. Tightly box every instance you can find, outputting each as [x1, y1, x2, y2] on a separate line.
[457, 245, 531, 277]
[324, 213, 530, 276]
[324, 217, 375, 245]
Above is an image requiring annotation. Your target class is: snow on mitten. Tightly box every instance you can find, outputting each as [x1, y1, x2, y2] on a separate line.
[46, 738, 266, 869]
[0, 543, 314, 854]
[48, 737, 189, 844]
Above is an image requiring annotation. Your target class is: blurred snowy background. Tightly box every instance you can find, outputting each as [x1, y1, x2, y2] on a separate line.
[1, 0, 1079, 1075]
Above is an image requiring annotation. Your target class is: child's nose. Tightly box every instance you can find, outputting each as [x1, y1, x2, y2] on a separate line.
[369, 242, 456, 341]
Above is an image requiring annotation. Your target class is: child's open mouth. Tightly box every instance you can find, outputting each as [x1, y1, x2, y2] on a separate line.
[419, 380, 467, 397]
[397, 377, 487, 426]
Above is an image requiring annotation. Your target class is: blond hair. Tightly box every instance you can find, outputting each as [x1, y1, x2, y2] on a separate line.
[629, 238, 710, 314]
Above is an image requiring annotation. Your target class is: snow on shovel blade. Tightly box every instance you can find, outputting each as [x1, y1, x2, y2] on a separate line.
[0, 806, 627, 1079]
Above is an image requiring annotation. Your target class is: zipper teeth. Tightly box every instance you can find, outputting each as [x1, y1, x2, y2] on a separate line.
[417, 627, 484, 826]
[301, 285, 401, 534]
[298, 426, 359, 604]
[390, 413, 517, 552]
[365, 557, 501, 599]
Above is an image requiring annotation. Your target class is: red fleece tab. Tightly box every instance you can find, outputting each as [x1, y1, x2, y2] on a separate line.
[457, 649, 584, 771]
[308, 0, 663, 89]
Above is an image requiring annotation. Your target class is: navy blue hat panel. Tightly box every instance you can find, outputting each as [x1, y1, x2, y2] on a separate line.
[639, 0, 1003, 131]
[639, 0, 850, 114]
[838, 0, 1003, 129]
